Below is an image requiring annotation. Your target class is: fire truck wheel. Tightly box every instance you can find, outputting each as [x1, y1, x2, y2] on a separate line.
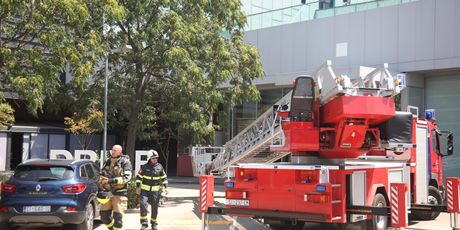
[411, 186, 442, 220]
[269, 220, 304, 230]
[367, 193, 388, 230]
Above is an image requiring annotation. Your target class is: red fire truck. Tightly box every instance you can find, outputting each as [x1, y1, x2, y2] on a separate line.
[204, 62, 455, 230]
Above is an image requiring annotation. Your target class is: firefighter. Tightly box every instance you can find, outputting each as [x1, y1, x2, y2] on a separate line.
[97, 144, 132, 230]
[136, 149, 168, 230]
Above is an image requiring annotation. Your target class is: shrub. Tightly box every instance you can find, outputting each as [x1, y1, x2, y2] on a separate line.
[0, 171, 13, 183]
[127, 179, 140, 209]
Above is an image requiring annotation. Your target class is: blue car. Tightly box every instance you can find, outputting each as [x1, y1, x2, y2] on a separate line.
[0, 159, 101, 230]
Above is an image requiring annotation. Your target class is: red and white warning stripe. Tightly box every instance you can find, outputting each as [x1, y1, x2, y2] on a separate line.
[447, 179, 453, 211]
[391, 186, 399, 224]
[200, 178, 207, 212]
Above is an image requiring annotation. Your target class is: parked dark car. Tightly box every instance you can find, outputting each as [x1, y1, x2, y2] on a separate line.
[0, 159, 100, 230]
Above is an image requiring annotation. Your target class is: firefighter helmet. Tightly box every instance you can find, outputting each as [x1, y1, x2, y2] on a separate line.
[96, 190, 113, 204]
[147, 149, 159, 159]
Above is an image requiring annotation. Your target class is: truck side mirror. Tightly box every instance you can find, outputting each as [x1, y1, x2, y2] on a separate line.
[447, 133, 454, 156]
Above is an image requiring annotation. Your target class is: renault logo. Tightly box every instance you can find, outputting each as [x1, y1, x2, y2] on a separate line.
[36, 184, 41, 192]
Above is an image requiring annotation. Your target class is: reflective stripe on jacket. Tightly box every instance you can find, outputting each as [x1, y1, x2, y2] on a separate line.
[136, 162, 167, 192]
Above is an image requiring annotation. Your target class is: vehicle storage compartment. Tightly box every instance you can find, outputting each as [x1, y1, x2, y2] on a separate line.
[379, 111, 413, 146]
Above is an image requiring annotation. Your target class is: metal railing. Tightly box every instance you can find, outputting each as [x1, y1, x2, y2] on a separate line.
[190, 146, 223, 176]
[191, 91, 292, 176]
[210, 91, 292, 174]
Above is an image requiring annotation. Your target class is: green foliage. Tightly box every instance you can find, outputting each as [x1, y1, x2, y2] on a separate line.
[127, 179, 140, 209]
[64, 107, 104, 134]
[64, 107, 103, 150]
[0, 171, 13, 182]
[0, 95, 14, 129]
[102, 0, 264, 158]
[0, 0, 124, 116]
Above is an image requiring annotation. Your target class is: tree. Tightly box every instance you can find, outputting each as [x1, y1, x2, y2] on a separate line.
[0, 0, 124, 116]
[104, 0, 264, 161]
[0, 95, 14, 129]
[64, 107, 103, 150]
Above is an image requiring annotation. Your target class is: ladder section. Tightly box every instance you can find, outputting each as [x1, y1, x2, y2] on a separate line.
[210, 91, 292, 174]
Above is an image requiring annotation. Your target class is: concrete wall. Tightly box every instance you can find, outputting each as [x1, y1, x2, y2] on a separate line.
[245, 0, 460, 86]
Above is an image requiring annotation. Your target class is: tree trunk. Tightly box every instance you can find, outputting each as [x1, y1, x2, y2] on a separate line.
[164, 150, 169, 175]
[124, 57, 149, 165]
[125, 111, 139, 163]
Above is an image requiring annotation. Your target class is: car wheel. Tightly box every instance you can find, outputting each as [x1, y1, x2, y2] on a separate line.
[76, 202, 95, 230]
[411, 186, 442, 220]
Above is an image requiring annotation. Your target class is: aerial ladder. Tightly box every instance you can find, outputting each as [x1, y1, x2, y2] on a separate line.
[192, 91, 293, 176]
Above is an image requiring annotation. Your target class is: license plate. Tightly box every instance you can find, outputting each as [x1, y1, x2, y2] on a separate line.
[226, 199, 250, 206]
[23, 206, 51, 213]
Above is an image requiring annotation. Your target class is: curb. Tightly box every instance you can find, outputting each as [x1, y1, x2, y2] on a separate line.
[168, 178, 226, 185]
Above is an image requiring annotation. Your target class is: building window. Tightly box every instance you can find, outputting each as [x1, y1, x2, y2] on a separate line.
[30, 134, 49, 159]
[229, 87, 292, 139]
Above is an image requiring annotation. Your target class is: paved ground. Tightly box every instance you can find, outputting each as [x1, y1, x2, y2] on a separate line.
[18, 177, 454, 230]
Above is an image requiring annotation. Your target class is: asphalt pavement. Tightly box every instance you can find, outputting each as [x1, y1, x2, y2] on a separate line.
[18, 177, 454, 230]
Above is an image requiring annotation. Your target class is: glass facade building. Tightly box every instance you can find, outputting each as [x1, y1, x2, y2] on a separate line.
[242, 0, 418, 31]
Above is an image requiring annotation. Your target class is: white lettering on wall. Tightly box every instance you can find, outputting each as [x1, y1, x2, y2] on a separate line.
[50, 150, 74, 160]
[135, 150, 150, 174]
[75, 150, 97, 162]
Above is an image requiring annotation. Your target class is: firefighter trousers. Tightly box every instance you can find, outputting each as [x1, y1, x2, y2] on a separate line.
[139, 190, 161, 226]
[101, 195, 128, 230]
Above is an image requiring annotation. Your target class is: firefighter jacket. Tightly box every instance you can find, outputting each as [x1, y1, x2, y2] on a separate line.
[99, 155, 132, 196]
[135, 162, 168, 192]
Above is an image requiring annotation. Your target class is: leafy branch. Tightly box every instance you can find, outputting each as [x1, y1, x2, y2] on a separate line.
[64, 107, 103, 150]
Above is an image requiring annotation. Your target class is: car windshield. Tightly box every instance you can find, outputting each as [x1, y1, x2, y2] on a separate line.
[14, 165, 74, 182]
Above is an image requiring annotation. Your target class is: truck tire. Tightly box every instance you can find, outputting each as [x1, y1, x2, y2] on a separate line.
[411, 186, 442, 220]
[270, 220, 304, 230]
[367, 193, 388, 230]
